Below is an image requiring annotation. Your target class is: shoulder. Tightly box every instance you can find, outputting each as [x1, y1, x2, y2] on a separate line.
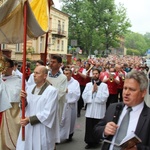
[30, 73, 34, 76]
[86, 82, 92, 87]
[100, 82, 108, 87]
[58, 73, 67, 81]
[71, 77, 79, 83]
[44, 85, 58, 97]
[143, 103, 150, 116]
[47, 84, 57, 92]
[59, 73, 67, 78]
[105, 102, 124, 118]
[9, 75, 22, 82]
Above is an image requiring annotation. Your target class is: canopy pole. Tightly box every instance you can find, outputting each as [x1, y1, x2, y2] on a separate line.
[22, 0, 28, 141]
[44, 33, 48, 66]
[44, 0, 51, 65]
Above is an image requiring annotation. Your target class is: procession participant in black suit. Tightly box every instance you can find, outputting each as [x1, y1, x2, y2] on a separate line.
[94, 70, 150, 150]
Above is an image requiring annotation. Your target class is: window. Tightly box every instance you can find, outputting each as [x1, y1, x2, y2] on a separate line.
[58, 20, 61, 33]
[61, 40, 64, 51]
[57, 40, 60, 51]
[62, 22, 64, 34]
[1, 44, 5, 49]
[40, 36, 44, 52]
[16, 44, 20, 52]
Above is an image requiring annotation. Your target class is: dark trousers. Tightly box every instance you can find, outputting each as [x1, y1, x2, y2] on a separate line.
[85, 117, 100, 145]
[106, 94, 118, 109]
[77, 85, 85, 115]
[118, 88, 123, 102]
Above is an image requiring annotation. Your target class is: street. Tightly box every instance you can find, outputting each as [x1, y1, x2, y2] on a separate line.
[56, 109, 102, 150]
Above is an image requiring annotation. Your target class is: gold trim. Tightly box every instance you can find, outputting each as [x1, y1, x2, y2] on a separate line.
[0, 51, 8, 72]
[0, 3, 22, 27]
[0, 59, 8, 73]
[27, 27, 37, 39]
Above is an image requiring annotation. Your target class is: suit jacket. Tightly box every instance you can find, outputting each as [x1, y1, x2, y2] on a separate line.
[93, 102, 150, 150]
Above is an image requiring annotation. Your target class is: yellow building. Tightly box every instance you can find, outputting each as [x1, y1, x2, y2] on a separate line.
[1, 6, 69, 61]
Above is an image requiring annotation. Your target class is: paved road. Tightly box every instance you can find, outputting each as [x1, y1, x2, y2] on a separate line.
[56, 109, 102, 150]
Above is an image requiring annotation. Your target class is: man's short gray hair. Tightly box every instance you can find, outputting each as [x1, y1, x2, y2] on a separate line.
[125, 70, 148, 91]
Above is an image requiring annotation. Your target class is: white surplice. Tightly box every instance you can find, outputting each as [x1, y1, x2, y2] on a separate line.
[0, 75, 22, 111]
[47, 73, 68, 122]
[82, 82, 109, 119]
[60, 77, 80, 142]
[27, 73, 35, 87]
[12, 69, 23, 80]
[16, 84, 59, 150]
[0, 75, 22, 150]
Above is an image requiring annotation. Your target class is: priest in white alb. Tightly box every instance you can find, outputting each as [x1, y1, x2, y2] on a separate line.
[60, 68, 80, 142]
[0, 56, 22, 150]
[16, 66, 59, 150]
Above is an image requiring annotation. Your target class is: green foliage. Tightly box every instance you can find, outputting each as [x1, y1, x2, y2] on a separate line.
[25, 59, 35, 73]
[144, 32, 150, 49]
[27, 46, 35, 54]
[125, 31, 150, 55]
[61, 0, 131, 55]
[30, 62, 35, 73]
[126, 49, 141, 56]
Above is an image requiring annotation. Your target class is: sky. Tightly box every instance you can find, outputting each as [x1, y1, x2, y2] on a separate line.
[54, 0, 150, 35]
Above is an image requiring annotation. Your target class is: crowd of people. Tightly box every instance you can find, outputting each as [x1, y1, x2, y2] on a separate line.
[0, 53, 150, 150]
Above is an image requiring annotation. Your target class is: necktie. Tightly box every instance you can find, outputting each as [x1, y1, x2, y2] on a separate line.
[113, 107, 132, 150]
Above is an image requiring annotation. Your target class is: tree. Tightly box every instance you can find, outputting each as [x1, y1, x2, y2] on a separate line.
[144, 32, 150, 50]
[61, 0, 131, 55]
[126, 48, 141, 56]
[99, 2, 131, 51]
[125, 31, 149, 55]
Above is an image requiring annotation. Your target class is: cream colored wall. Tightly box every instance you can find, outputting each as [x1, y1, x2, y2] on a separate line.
[31, 7, 69, 55]
[48, 7, 69, 55]
[2, 6, 69, 61]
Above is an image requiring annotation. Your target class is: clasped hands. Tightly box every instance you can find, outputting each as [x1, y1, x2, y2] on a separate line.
[92, 82, 98, 93]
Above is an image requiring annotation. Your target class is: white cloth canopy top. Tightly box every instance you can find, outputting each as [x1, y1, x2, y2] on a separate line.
[0, 0, 50, 44]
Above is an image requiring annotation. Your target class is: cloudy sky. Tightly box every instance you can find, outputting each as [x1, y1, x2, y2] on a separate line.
[54, 0, 150, 35]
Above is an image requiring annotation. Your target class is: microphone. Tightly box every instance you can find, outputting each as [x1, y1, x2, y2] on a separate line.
[112, 104, 123, 124]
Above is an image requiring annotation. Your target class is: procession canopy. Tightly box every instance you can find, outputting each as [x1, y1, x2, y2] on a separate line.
[0, 0, 50, 44]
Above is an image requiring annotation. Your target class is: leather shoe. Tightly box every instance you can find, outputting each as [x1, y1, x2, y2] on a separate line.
[85, 145, 92, 149]
[77, 114, 80, 117]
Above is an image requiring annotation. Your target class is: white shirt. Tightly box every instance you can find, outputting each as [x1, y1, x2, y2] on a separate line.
[27, 73, 35, 87]
[12, 69, 22, 79]
[109, 102, 144, 150]
[82, 82, 109, 119]
[82, 69, 93, 77]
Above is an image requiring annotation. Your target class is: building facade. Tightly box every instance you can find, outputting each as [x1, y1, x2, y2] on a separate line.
[1, 6, 69, 61]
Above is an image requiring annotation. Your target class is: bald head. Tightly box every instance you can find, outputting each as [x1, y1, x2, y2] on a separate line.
[34, 66, 48, 87]
[36, 66, 48, 74]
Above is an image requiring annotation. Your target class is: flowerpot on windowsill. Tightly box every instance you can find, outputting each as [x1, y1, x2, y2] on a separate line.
[2, 49, 12, 58]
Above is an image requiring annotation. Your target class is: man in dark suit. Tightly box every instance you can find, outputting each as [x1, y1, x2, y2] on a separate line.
[94, 70, 150, 150]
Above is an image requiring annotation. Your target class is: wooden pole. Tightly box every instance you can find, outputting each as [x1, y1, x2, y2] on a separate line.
[22, 0, 27, 141]
[44, 0, 51, 65]
[44, 33, 48, 66]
